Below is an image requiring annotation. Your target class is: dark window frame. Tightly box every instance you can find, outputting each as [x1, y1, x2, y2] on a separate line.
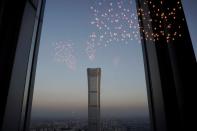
[0, 0, 45, 131]
[136, 0, 197, 131]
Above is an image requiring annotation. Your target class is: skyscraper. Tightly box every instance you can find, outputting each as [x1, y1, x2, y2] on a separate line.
[87, 68, 101, 131]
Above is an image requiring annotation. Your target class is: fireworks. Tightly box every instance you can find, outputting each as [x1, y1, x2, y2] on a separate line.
[86, 0, 141, 61]
[53, 41, 77, 71]
[137, 0, 183, 43]
[86, 32, 98, 61]
[89, 0, 140, 44]
[52, 0, 184, 69]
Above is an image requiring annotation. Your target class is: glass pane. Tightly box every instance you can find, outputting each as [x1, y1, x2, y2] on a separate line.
[182, 0, 197, 60]
[29, 0, 151, 131]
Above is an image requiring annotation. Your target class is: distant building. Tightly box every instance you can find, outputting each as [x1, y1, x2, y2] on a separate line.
[87, 68, 101, 131]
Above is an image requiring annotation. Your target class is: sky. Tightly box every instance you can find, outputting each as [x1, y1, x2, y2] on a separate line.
[30, 0, 197, 120]
[182, 0, 197, 59]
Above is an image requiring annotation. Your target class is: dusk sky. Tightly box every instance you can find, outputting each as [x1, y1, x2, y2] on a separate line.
[31, 0, 197, 120]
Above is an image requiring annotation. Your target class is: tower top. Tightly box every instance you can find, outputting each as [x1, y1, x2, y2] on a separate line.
[87, 68, 101, 76]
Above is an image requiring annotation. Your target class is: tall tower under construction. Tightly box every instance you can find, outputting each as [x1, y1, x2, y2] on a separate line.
[87, 68, 101, 131]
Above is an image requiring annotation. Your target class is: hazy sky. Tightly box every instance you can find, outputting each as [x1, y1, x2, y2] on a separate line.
[31, 0, 197, 120]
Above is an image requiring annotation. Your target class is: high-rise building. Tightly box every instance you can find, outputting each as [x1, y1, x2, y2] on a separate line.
[87, 68, 101, 131]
